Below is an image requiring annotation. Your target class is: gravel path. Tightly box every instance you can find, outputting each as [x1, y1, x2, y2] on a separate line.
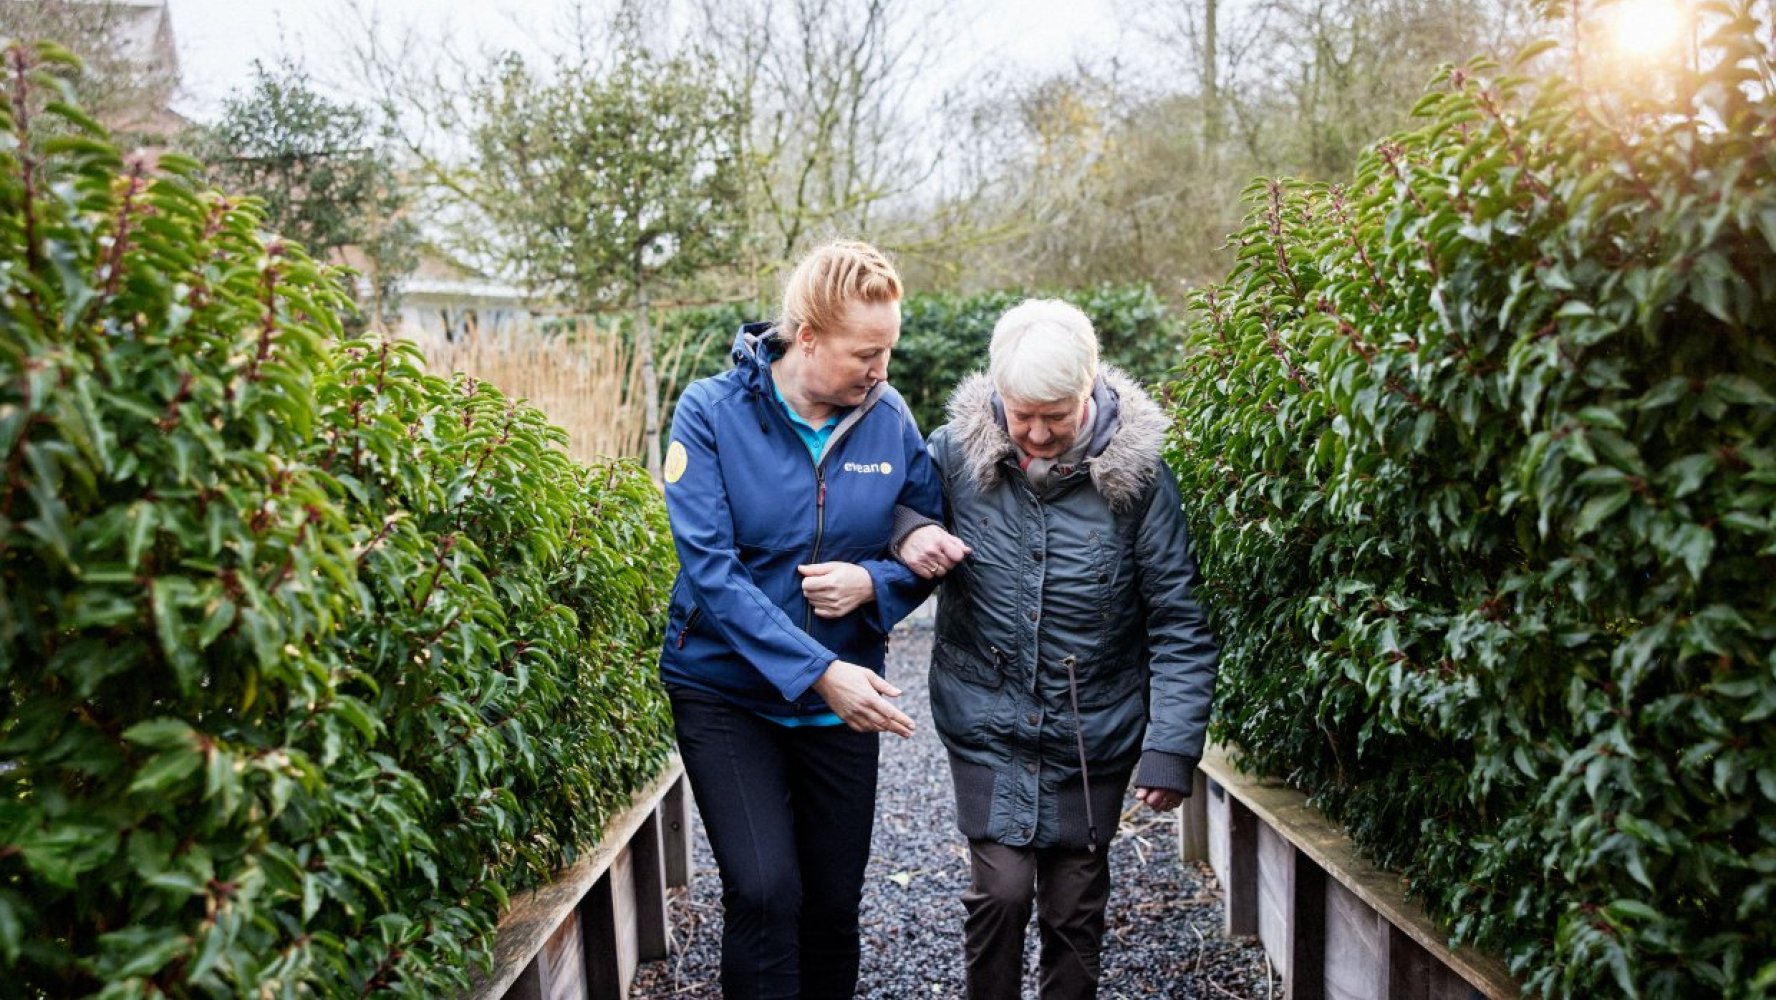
[630, 618, 1278, 999]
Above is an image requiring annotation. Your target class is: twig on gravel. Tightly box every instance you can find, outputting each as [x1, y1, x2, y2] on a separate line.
[671, 897, 709, 980]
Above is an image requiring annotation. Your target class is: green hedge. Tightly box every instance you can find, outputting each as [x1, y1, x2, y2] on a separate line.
[0, 44, 676, 996]
[660, 284, 1183, 433]
[1166, 17, 1775, 1000]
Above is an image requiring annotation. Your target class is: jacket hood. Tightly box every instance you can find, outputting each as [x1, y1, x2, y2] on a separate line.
[945, 366, 1168, 513]
[732, 321, 778, 385]
[730, 320, 893, 431]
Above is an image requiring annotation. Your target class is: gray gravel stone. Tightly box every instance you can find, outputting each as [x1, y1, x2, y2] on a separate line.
[630, 619, 1278, 999]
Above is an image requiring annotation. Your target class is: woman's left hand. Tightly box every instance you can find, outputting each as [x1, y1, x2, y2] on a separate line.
[798, 562, 876, 618]
[1135, 786, 1186, 812]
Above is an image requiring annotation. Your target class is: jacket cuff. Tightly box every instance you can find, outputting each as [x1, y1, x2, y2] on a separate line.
[781, 650, 839, 703]
[890, 504, 942, 556]
[1134, 750, 1198, 795]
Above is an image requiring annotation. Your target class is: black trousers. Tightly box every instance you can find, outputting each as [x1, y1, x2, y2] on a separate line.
[961, 839, 1113, 1000]
[669, 686, 881, 1000]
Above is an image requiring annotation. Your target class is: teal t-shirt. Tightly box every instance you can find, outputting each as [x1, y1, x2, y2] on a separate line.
[772, 381, 839, 460]
[764, 382, 846, 728]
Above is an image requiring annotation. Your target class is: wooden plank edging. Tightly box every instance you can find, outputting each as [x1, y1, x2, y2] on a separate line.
[463, 754, 687, 1000]
[1198, 743, 1521, 1000]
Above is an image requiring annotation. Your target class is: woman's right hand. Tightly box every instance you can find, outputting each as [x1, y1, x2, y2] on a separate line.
[812, 660, 916, 738]
[898, 525, 971, 579]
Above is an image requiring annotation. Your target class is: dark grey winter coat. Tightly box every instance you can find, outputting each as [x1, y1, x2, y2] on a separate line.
[922, 369, 1219, 850]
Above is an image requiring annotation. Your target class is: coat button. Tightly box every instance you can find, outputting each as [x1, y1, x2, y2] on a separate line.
[1028, 610, 1039, 623]
[1026, 712, 1040, 726]
[1024, 761, 1038, 774]
[1097, 571, 1108, 583]
[1021, 826, 1033, 839]
[1033, 550, 1044, 561]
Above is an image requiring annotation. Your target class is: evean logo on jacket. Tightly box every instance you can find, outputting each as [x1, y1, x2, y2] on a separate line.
[842, 461, 894, 475]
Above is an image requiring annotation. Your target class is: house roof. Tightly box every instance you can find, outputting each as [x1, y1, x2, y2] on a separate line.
[331, 245, 537, 304]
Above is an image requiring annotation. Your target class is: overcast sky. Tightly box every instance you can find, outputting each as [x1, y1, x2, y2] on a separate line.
[166, 0, 1131, 119]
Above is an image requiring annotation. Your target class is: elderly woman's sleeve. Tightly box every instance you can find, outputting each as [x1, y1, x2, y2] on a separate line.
[1132, 461, 1220, 794]
[855, 413, 945, 631]
[888, 425, 953, 555]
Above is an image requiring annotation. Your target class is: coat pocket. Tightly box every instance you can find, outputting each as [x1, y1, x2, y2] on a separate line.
[673, 605, 703, 650]
[929, 636, 1006, 748]
[1071, 650, 1145, 709]
[932, 634, 1002, 689]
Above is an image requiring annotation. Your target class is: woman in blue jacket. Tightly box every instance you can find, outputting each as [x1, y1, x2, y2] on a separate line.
[659, 240, 944, 999]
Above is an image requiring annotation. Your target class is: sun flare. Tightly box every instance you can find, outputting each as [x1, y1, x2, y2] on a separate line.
[1604, 0, 1687, 57]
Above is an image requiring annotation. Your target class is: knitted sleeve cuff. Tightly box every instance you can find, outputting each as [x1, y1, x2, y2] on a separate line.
[1134, 750, 1199, 795]
[890, 504, 943, 556]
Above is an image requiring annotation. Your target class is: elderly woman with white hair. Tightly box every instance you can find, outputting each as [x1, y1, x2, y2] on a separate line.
[896, 298, 1220, 1000]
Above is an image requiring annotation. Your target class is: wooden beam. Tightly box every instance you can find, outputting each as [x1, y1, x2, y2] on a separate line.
[631, 811, 671, 961]
[607, 847, 639, 995]
[539, 909, 586, 1000]
[662, 773, 692, 889]
[1226, 791, 1260, 938]
[1286, 846, 1326, 1000]
[1325, 878, 1384, 1000]
[1199, 745, 1519, 1000]
[505, 959, 544, 1000]
[1180, 768, 1210, 862]
[1383, 923, 1433, 1000]
[1208, 779, 1231, 886]
[581, 872, 621, 1000]
[1258, 824, 1292, 976]
[463, 755, 685, 1000]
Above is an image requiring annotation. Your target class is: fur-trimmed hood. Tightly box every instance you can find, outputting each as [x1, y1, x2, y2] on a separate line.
[944, 366, 1168, 513]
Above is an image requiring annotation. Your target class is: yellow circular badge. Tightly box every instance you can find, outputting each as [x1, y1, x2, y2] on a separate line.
[880, 461, 894, 476]
[664, 440, 689, 484]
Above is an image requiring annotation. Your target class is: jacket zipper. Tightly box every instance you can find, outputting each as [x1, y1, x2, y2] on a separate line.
[675, 606, 703, 649]
[804, 465, 827, 631]
[756, 365, 878, 632]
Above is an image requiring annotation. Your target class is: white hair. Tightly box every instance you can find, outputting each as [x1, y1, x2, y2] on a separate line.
[988, 299, 1099, 403]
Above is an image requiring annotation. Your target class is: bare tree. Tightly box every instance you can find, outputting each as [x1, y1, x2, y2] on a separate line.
[949, 64, 1250, 292]
[1124, 0, 1545, 174]
[695, 0, 944, 285]
[1125, 0, 1279, 156]
[932, 0, 1550, 294]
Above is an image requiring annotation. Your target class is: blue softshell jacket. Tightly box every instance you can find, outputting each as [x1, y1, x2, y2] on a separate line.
[658, 322, 945, 716]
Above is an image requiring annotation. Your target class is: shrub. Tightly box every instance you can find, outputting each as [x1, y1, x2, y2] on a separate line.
[659, 285, 1184, 434]
[0, 43, 675, 997]
[1166, 13, 1776, 998]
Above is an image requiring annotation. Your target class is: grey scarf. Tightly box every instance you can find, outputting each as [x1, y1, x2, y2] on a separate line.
[1019, 397, 1098, 490]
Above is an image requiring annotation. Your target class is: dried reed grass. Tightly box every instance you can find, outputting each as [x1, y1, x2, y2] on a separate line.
[400, 318, 704, 466]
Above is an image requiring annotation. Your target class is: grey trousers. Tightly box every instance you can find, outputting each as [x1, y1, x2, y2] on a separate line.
[961, 839, 1113, 1000]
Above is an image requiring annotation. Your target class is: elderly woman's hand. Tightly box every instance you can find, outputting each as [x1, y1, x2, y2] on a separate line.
[798, 561, 875, 618]
[1135, 786, 1186, 812]
[898, 525, 971, 579]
